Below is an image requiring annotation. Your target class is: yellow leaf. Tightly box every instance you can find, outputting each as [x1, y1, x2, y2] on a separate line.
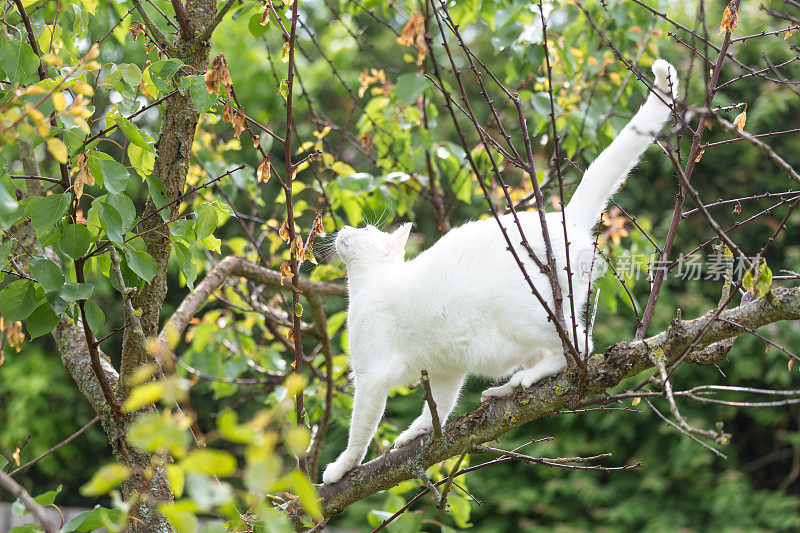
[46, 138, 68, 163]
[285, 426, 310, 457]
[180, 448, 237, 477]
[80, 463, 130, 496]
[72, 81, 94, 97]
[81, 0, 97, 15]
[314, 125, 331, 139]
[785, 29, 793, 40]
[279, 78, 289, 100]
[166, 464, 185, 498]
[694, 145, 706, 163]
[281, 41, 290, 63]
[124, 381, 165, 412]
[42, 53, 63, 66]
[733, 109, 746, 131]
[53, 92, 67, 111]
[631, 397, 641, 406]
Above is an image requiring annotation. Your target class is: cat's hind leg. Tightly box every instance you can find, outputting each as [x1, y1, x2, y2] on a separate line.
[481, 351, 566, 400]
[394, 372, 465, 447]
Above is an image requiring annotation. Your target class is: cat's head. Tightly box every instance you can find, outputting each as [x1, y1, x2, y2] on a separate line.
[335, 223, 412, 268]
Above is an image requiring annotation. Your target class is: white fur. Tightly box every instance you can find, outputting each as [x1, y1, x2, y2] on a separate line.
[321, 60, 678, 484]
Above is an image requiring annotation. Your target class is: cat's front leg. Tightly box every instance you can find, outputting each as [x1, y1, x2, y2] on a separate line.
[394, 373, 465, 448]
[322, 374, 391, 484]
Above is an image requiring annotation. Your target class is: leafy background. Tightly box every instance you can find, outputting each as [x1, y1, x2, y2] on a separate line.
[1, 0, 799, 531]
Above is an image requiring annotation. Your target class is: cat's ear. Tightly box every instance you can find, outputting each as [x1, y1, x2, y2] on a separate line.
[388, 222, 412, 253]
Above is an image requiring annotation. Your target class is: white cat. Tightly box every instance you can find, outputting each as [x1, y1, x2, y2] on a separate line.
[322, 60, 678, 484]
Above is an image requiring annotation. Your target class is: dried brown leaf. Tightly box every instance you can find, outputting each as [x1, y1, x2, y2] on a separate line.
[205, 54, 232, 95]
[261, 1, 270, 26]
[279, 219, 291, 243]
[222, 100, 234, 123]
[397, 12, 428, 65]
[280, 261, 293, 285]
[257, 157, 271, 184]
[718, 1, 738, 36]
[232, 108, 246, 139]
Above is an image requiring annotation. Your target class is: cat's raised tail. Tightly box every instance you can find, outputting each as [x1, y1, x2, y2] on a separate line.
[564, 60, 679, 232]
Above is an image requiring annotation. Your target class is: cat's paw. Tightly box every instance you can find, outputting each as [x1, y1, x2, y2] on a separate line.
[481, 383, 514, 400]
[322, 453, 360, 484]
[393, 425, 431, 448]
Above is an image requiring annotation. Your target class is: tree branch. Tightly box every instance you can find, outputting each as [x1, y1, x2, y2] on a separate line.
[0, 470, 59, 533]
[315, 286, 800, 518]
[159, 256, 346, 350]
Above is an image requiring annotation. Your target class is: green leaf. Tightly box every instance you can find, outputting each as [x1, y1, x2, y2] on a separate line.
[173, 242, 197, 289]
[59, 224, 93, 259]
[62, 507, 123, 532]
[0, 279, 38, 321]
[331, 161, 357, 177]
[149, 59, 183, 92]
[0, 38, 39, 84]
[187, 75, 217, 114]
[59, 282, 94, 303]
[756, 261, 773, 297]
[84, 300, 105, 332]
[743, 270, 754, 293]
[129, 142, 155, 178]
[145, 176, 171, 219]
[80, 0, 98, 15]
[26, 302, 59, 339]
[115, 116, 150, 150]
[194, 203, 218, 240]
[0, 184, 20, 228]
[105, 193, 136, 230]
[180, 449, 237, 477]
[169, 219, 195, 243]
[12, 485, 61, 517]
[394, 73, 429, 105]
[28, 256, 64, 293]
[97, 201, 124, 246]
[29, 193, 70, 233]
[117, 63, 143, 88]
[277, 470, 322, 520]
[215, 411, 255, 444]
[94, 158, 130, 194]
[127, 412, 190, 455]
[80, 463, 130, 496]
[125, 248, 157, 282]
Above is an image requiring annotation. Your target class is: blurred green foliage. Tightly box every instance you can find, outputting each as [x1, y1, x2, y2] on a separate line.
[1, 0, 799, 531]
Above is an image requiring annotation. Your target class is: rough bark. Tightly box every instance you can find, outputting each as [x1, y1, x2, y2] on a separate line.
[121, 0, 217, 384]
[315, 287, 800, 518]
[11, 143, 173, 531]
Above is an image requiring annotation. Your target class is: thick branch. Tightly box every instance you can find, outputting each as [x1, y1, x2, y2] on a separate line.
[0, 471, 59, 533]
[159, 256, 346, 349]
[316, 286, 800, 517]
